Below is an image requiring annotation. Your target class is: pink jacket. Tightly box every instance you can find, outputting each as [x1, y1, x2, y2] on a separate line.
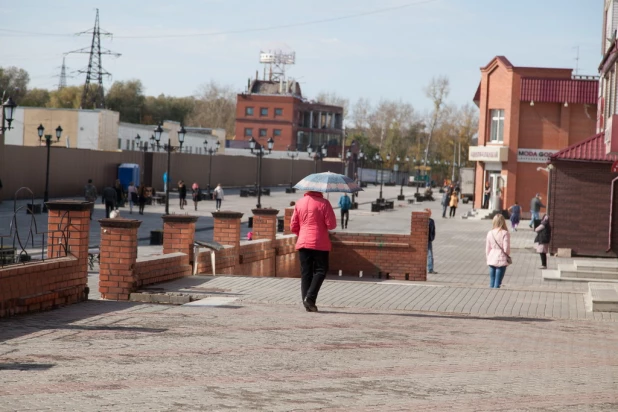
[290, 191, 337, 251]
[486, 228, 511, 267]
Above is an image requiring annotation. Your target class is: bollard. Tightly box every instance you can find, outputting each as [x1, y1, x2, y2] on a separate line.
[359, 271, 363, 278]
[339, 270, 342, 276]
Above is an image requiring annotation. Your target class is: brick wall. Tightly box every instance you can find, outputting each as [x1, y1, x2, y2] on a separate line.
[0, 201, 91, 318]
[163, 215, 198, 262]
[549, 160, 618, 257]
[134, 253, 191, 287]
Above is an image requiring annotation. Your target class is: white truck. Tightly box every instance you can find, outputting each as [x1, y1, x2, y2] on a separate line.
[459, 167, 475, 204]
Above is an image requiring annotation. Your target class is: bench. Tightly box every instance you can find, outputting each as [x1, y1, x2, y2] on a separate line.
[88, 245, 100, 270]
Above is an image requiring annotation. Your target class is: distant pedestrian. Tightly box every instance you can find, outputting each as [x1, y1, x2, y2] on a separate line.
[192, 183, 200, 211]
[290, 191, 337, 312]
[483, 182, 491, 209]
[338, 193, 352, 229]
[449, 192, 459, 218]
[84, 179, 98, 220]
[508, 201, 521, 232]
[214, 183, 224, 211]
[485, 215, 511, 288]
[534, 214, 551, 269]
[101, 185, 117, 219]
[426, 208, 437, 274]
[127, 181, 138, 214]
[114, 179, 125, 209]
[178, 180, 187, 210]
[529, 193, 546, 228]
[138, 184, 147, 215]
[441, 191, 449, 218]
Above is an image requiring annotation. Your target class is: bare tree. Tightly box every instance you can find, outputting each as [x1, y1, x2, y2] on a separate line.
[186, 81, 237, 137]
[314, 91, 349, 119]
[423, 76, 450, 167]
[350, 97, 371, 130]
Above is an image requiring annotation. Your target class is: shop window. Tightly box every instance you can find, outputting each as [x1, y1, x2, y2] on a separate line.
[245, 107, 254, 116]
[259, 128, 267, 137]
[260, 107, 269, 116]
[244, 128, 253, 137]
[490, 109, 505, 142]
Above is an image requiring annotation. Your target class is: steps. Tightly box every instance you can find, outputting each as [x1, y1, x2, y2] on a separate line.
[585, 283, 618, 312]
[543, 260, 618, 283]
[462, 209, 494, 220]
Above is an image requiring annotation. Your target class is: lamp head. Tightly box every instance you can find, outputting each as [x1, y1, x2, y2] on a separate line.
[307, 145, 313, 155]
[135, 134, 141, 142]
[55, 125, 62, 141]
[267, 137, 274, 152]
[3, 96, 16, 128]
[248, 136, 256, 150]
[321, 144, 327, 156]
[154, 123, 163, 142]
[178, 125, 186, 143]
[37, 124, 44, 139]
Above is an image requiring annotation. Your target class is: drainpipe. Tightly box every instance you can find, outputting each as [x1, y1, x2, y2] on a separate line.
[608, 176, 618, 252]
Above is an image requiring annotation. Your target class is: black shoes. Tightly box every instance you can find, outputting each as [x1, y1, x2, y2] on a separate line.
[303, 297, 318, 312]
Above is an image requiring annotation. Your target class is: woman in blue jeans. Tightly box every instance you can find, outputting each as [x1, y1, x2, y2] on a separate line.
[485, 215, 511, 288]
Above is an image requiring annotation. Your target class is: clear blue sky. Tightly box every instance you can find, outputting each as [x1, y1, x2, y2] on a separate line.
[0, 0, 602, 112]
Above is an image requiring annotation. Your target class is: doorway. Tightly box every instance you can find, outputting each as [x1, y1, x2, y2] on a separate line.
[484, 171, 504, 211]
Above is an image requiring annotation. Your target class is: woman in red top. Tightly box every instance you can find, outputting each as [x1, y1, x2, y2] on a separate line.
[290, 191, 337, 312]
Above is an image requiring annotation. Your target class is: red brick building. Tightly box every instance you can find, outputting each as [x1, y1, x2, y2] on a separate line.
[235, 80, 344, 152]
[470, 56, 598, 215]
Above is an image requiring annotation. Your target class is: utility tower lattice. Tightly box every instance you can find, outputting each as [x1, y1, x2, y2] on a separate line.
[66, 9, 121, 109]
[259, 50, 295, 82]
[58, 57, 67, 90]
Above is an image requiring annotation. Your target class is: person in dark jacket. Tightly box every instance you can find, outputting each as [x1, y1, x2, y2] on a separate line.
[114, 179, 125, 209]
[101, 186, 117, 218]
[534, 214, 551, 269]
[178, 180, 187, 210]
[426, 208, 437, 274]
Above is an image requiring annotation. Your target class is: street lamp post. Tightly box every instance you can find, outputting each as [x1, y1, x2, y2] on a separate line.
[153, 123, 186, 215]
[1, 97, 16, 133]
[38, 124, 62, 212]
[398, 155, 410, 200]
[204, 139, 220, 195]
[307, 144, 327, 173]
[358, 149, 365, 186]
[286, 146, 299, 193]
[248, 137, 274, 209]
[374, 152, 390, 202]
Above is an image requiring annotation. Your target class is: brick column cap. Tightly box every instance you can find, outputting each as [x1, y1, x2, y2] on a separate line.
[251, 208, 280, 216]
[162, 215, 199, 223]
[212, 211, 244, 219]
[99, 218, 143, 229]
[46, 200, 93, 211]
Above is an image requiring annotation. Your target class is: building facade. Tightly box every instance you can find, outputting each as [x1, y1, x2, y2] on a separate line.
[235, 79, 344, 152]
[470, 56, 598, 214]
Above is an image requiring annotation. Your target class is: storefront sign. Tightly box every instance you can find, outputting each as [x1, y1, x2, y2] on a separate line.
[517, 148, 559, 163]
[469, 146, 508, 162]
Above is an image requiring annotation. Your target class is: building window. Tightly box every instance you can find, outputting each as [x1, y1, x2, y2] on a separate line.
[489, 109, 505, 142]
[118, 138, 122, 149]
[274, 129, 282, 136]
[260, 107, 268, 116]
[275, 108, 283, 116]
[259, 128, 267, 137]
[244, 128, 253, 137]
[245, 107, 254, 116]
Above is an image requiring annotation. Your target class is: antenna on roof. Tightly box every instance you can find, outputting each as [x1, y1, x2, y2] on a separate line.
[259, 49, 296, 83]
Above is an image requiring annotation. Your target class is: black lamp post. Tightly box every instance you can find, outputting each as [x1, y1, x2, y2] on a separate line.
[307, 144, 327, 173]
[248, 136, 274, 209]
[38, 124, 62, 212]
[153, 123, 185, 215]
[374, 152, 390, 202]
[1, 97, 16, 132]
[398, 155, 410, 200]
[286, 145, 300, 192]
[204, 139, 220, 194]
[358, 149, 365, 186]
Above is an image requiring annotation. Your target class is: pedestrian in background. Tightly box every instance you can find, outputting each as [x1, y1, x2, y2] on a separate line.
[114, 179, 125, 210]
[338, 192, 352, 229]
[508, 201, 521, 232]
[449, 191, 459, 218]
[534, 214, 551, 269]
[441, 191, 449, 219]
[101, 185, 117, 219]
[485, 214, 511, 288]
[214, 183, 224, 212]
[127, 181, 138, 214]
[138, 184, 147, 215]
[529, 193, 545, 228]
[178, 180, 187, 210]
[483, 181, 491, 209]
[84, 179, 98, 220]
[290, 191, 337, 312]
[192, 183, 200, 211]
[426, 208, 437, 274]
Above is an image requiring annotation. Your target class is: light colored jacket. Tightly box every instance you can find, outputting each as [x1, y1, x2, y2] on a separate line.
[214, 186, 224, 200]
[290, 191, 337, 251]
[486, 228, 511, 267]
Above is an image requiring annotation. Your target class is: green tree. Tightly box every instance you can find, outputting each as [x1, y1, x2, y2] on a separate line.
[106, 80, 145, 123]
[142, 94, 195, 125]
[21, 88, 50, 107]
[47, 86, 82, 109]
[0, 66, 30, 102]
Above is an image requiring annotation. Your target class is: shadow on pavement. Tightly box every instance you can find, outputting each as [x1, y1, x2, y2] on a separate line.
[0, 363, 55, 371]
[318, 310, 553, 323]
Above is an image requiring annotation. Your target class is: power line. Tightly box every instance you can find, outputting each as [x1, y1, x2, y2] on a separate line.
[0, 0, 438, 39]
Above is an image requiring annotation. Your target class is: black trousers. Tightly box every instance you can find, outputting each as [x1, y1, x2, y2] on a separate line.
[299, 248, 329, 304]
[340, 210, 349, 228]
[104, 200, 115, 218]
[216, 199, 222, 209]
[449, 206, 457, 217]
[540, 253, 547, 267]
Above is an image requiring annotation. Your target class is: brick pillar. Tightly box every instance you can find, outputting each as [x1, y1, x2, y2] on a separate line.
[283, 207, 294, 235]
[252, 208, 279, 242]
[162, 215, 199, 262]
[411, 211, 429, 281]
[98, 219, 141, 301]
[46, 200, 92, 295]
[212, 211, 243, 251]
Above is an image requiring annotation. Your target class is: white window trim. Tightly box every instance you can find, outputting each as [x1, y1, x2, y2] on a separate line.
[489, 109, 505, 143]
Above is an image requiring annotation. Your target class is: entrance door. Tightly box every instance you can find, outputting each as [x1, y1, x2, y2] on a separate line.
[487, 172, 504, 211]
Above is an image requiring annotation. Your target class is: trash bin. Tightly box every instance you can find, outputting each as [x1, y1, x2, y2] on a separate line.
[248, 217, 253, 228]
[150, 230, 164, 245]
[277, 217, 284, 233]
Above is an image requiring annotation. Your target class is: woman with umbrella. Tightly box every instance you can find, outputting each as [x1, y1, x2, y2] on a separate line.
[291, 172, 362, 312]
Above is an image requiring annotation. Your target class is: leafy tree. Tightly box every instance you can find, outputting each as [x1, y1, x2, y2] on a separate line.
[21, 88, 50, 107]
[0, 66, 30, 102]
[142, 94, 195, 125]
[47, 86, 82, 109]
[106, 80, 145, 123]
